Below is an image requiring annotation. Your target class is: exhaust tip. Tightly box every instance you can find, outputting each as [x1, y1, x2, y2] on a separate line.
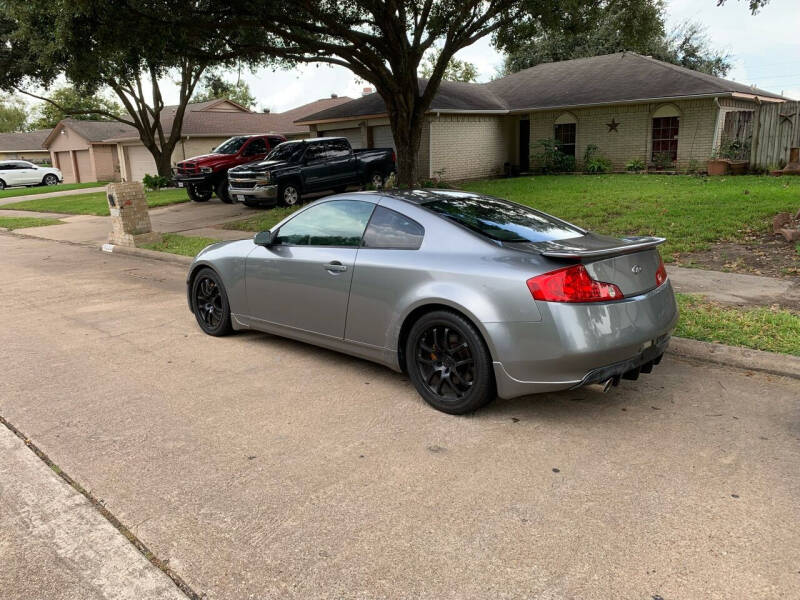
[587, 377, 619, 394]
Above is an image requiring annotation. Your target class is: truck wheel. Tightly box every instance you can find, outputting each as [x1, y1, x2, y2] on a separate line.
[243, 199, 261, 208]
[279, 183, 301, 206]
[187, 184, 212, 202]
[368, 172, 383, 189]
[216, 179, 233, 204]
[333, 186, 347, 194]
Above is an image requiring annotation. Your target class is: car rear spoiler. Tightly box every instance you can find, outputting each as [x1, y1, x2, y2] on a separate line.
[539, 236, 666, 259]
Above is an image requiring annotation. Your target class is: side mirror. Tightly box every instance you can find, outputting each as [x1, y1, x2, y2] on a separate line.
[254, 230, 277, 247]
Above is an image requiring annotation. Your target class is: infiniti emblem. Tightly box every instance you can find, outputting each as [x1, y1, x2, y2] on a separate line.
[631, 264, 643, 274]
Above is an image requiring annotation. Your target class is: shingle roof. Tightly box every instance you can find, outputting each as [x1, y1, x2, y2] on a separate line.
[60, 119, 140, 142]
[102, 96, 354, 141]
[297, 52, 787, 123]
[0, 129, 52, 152]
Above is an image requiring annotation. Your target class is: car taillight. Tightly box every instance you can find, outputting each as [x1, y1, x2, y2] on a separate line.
[527, 264, 624, 303]
[391, 150, 396, 163]
[655, 254, 668, 287]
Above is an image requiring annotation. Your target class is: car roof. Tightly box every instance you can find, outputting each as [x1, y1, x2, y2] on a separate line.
[375, 188, 489, 206]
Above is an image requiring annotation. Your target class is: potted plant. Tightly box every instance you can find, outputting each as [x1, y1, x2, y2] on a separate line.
[709, 138, 750, 175]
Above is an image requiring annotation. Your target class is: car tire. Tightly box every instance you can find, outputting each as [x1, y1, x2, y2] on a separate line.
[333, 185, 347, 194]
[216, 178, 233, 204]
[191, 268, 233, 337]
[187, 184, 212, 202]
[243, 199, 261, 208]
[405, 310, 495, 415]
[0, 179, 5, 190]
[279, 182, 301, 207]
[42, 174, 59, 186]
[368, 172, 384, 189]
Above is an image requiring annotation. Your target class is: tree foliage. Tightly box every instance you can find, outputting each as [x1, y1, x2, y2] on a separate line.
[180, 0, 529, 186]
[191, 71, 257, 109]
[0, 0, 237, 176]
[419, 47, 479, 82]
[0, 94, 28, 132]
[716, 0, 770, 13]
[496, 0, 731, 77]
[29, 85, 123, 129]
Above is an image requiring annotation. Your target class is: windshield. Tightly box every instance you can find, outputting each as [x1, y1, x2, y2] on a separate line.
[266, 141, 305, 162]
[212, 136, 249, 155]
[422, 193, 583, 243]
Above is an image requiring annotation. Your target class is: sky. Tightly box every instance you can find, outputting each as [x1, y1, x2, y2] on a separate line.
[25, 0, 800, 113]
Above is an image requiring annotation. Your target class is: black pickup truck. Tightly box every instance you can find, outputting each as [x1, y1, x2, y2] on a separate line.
[227, 137, 396, 207]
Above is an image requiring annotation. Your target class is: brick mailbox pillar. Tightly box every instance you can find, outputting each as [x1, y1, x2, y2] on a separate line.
[106, 182, 161, 247]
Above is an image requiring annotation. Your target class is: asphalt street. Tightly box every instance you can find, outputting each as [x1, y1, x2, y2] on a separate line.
[1, 232, 798, 599]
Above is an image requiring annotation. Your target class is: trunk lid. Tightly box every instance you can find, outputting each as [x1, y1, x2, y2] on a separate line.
[514, 233, 666, 297]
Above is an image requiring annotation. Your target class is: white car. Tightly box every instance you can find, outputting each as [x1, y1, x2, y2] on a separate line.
[0, 160, 63, 190]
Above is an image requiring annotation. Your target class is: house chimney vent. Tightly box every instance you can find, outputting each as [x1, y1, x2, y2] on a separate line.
[331, 93, 338, 98]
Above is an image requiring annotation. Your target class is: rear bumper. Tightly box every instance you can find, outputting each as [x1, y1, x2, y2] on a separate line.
[488, 280, 678, 399]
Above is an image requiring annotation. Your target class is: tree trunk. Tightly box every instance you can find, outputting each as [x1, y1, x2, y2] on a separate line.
[155, 151, 174, 179]
[387, 97, 426, 188]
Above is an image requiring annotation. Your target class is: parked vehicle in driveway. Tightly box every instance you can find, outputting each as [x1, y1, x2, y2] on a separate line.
[173, 134, 286, 203]
[186, 189, 678, 414]
[227, 137, 396, 207]
[0, 160, 62, 190]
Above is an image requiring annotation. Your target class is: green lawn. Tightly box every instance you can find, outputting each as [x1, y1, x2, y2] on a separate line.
[222, 205, 303, 232]
[676, 294, 800, 356]
[141, 233, 221, 256]
[0, 188, 189, 216]
[0, 216, 63, 230]
[0, 181, 108, 200]
[460, 175, 800, 260]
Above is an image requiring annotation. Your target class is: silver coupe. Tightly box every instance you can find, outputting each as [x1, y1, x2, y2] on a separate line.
[187, 189, 678, 414]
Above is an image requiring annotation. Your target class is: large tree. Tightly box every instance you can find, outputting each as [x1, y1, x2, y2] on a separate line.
[183, 0, 530, 186]
[29, 85, 123, 130]
[0, 0, 233, 177]
[0, 94, 28, 132]
[496, 0, 731, 77]
[419, 47, 479, 82]
[192, 71, 257, 109]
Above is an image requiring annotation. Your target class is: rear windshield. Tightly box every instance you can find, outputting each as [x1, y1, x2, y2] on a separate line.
[421, 193, 583, 243]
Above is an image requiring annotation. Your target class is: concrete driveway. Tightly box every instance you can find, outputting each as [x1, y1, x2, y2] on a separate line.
[1, 233, 798, 600]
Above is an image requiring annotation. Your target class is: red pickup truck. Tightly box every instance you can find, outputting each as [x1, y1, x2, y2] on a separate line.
[173, 134, 287, 203]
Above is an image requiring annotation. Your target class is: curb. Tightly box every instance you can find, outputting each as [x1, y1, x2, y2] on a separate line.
[667, 337, 800, 380]
[100, 243, 193, 266]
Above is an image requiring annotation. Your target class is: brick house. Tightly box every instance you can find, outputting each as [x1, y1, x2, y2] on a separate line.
[41, 96, 352, 183]
[295, 53, 787, 180]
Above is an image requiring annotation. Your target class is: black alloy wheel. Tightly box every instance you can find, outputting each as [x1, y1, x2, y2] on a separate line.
[192, 268, 232, 336]
[405, 310, 495, 414]
[187, 183, 212, 202]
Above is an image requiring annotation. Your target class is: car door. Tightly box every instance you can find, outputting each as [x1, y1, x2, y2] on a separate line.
[0, 162, 20, 186]
[245, 199, 376, 339]
[325, 139, 358, 187]
[240, 138, 268, 163]
[299, 142, 330, 191]
[17, 162, 39, 185]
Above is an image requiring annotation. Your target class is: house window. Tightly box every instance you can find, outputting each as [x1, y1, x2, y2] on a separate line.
[651, 116, 679, 161]
[554, 123, 576, 157]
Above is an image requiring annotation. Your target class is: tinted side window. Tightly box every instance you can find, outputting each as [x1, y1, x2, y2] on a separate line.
[276, 200, 375, 247]
[245, 138, 267, 155]
[327, 139, 351, 158]
[268, 136, 284, 149]
[0, 162, 17, 170]
[304, 143, 326, 162]
[362, 206, 424, 250]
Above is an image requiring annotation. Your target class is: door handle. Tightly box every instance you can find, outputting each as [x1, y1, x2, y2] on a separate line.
[324, 261, 347, 273]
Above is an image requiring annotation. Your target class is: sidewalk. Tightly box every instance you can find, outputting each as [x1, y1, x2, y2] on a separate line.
[0, 423, 186, 600]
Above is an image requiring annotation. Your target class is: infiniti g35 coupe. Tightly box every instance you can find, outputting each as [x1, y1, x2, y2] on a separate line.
[187, 189, 678, 414]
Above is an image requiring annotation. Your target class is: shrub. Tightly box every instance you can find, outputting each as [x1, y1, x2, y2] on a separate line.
[583, 144, 611, 174]
[652, 152, 674, 170]
[142, 173, 170, 190]
[535, 138, 576, 174]
[714, 137, 750, 160]
[625, 158, 646, 172]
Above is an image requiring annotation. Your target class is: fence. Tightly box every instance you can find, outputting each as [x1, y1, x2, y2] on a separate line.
[750, 101, 800, 170]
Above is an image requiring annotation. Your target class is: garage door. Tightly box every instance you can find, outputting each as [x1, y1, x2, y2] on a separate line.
[55, 151, 75, 183]
[126, 145, 158, 182]
[75, 150, 92, 182]
[320, 128, 363, 149]
[371, 125, 396, 151]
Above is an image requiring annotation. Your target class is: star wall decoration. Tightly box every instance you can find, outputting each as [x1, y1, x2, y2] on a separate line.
[606, 118, 620, 132]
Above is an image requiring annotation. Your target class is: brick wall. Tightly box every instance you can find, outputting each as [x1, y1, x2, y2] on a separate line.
[529, 98, 728, 171]
[429, 114, 512, 180]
